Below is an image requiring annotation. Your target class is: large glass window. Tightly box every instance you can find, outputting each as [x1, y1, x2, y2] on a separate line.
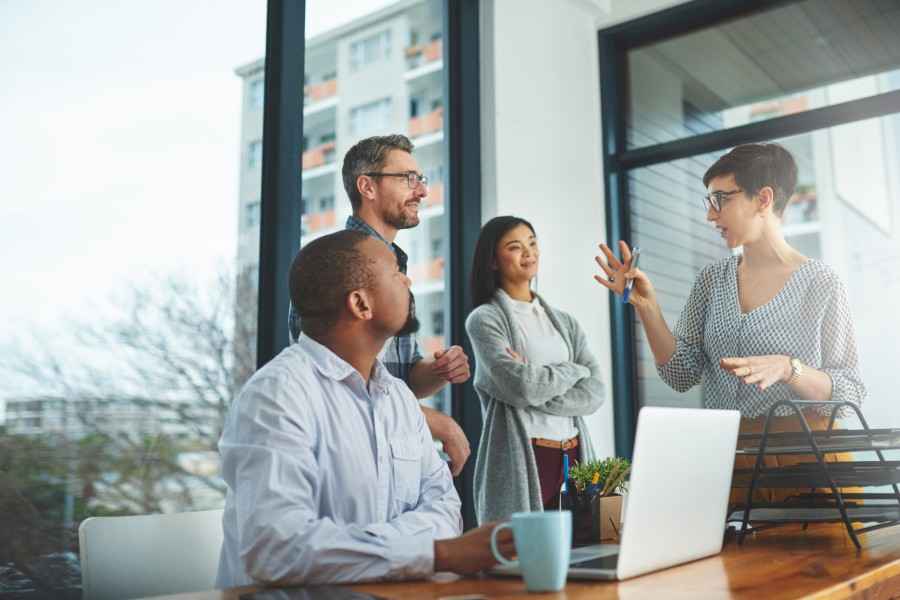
[605, 2, 900, 448]
[0, 2, 266, 595]
[300, 0, 450, 421]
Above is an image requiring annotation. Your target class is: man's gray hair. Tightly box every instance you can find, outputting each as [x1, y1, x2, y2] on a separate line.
[342, 134, 414, 210]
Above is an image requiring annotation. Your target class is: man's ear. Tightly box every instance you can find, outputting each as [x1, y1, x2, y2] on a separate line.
[357, 174, 377, 206]
[346, 289, 374, 321]
[757, 186, 775, 213]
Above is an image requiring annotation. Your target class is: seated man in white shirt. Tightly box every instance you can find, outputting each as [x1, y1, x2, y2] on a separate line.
[216, 229, 514, 588]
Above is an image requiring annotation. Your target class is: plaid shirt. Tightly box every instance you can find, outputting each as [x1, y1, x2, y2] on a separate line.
[288, 216, 424, 384]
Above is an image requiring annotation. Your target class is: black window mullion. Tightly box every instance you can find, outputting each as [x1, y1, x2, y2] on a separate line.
[600, 31, 639, 459]
[620, 89, 900, 171]
[256, 0, 305, 368]
[444, 0, 481, 530]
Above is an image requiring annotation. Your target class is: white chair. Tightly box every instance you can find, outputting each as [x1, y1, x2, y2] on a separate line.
[79, 509, 224, 600]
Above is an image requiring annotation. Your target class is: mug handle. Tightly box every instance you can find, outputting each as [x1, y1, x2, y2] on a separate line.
[490, 522, 515, 565]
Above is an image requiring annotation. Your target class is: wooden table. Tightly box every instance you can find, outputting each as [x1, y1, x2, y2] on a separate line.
[143, 523, 900, 600]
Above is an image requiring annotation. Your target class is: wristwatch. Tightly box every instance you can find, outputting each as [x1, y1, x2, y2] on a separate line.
[787, 357, 804, 385]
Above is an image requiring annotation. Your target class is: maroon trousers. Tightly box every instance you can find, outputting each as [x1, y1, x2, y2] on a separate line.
[532, 439, 582, 510]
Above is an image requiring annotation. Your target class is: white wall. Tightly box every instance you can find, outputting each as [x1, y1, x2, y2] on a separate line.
[479, 0, 689, 458]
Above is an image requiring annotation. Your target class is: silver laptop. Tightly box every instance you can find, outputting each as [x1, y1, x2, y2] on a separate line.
[493, 406, 740, 581]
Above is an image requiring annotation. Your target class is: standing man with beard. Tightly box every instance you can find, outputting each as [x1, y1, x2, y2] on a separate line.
[289, 134, 472, 477]
[217, 231, 513, 587]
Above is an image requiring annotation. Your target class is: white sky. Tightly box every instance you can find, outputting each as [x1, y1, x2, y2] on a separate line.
[0, 0, 397, 408]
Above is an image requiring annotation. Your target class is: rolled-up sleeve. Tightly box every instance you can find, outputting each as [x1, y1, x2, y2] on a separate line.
[819, 275, 866, 406]
[657, 264, 714, 393]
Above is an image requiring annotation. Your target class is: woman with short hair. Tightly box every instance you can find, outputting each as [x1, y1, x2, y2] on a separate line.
[594, 143, 865, 504]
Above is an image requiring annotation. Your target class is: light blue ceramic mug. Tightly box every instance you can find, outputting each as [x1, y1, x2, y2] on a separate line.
[490, 510, 572, 592]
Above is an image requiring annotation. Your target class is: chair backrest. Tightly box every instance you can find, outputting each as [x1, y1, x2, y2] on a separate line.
[79, 509, 224, 600]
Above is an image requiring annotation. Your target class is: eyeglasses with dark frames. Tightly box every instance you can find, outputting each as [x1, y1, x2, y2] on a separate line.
[363, 171, 429, 189]
[701, 189, 742, 212]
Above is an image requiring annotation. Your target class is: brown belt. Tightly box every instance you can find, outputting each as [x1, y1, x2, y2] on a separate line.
[532, 435, 579, 451]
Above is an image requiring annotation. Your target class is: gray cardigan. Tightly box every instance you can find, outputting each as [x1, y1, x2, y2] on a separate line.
[465, 291, 605, 525]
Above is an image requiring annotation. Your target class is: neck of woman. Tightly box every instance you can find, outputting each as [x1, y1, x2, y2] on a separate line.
[740, 218, 803, 271]
[501, 279, 534, 303]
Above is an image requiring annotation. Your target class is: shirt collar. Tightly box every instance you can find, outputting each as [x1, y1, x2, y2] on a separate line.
[297, 333, 394, 391]
[345, 215, 408, 273]
[497, 288, 541, 312]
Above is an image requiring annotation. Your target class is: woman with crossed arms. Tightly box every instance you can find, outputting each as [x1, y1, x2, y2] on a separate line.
[594, 143, 865, 504]
[466, 216, 605, 524]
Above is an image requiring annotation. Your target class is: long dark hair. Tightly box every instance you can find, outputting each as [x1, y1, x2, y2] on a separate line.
[470, 216, 536, 307]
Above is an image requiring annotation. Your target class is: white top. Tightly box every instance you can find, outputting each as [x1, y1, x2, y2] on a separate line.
[216, 334, 462, 588]
[503, 290, 579, 441]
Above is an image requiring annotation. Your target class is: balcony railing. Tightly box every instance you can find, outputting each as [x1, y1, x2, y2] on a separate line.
[749, 96, 808, 120]
[304, 79, 337, 105]
[408, 257, 444, 283]
[302, 141, 336, 170]
[409, 107, 443, 139]
[301, 210, 337, 237]
[405, 38, 442, 69]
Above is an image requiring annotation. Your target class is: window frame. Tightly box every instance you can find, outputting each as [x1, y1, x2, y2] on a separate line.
[258, 0, 482, 528]
[598, 0, 900, 458]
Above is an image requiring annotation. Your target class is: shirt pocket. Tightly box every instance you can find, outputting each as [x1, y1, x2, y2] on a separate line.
[390, 436, 422, 508]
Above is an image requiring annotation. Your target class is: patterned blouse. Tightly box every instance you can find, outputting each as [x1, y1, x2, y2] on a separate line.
[657, 255, 866, 418]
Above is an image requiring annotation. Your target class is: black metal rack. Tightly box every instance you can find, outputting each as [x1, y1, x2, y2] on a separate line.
[729, 399, 900, 550]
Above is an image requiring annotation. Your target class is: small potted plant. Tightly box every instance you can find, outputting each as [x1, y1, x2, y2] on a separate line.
[565, 457, 630, 543]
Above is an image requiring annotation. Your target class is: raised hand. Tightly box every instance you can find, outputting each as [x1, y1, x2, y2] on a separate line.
[593, 240, 656, 309]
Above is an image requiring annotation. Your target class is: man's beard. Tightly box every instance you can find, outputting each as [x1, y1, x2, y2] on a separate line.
[396, 291, 420, 336]
[384, 204, 420, 230]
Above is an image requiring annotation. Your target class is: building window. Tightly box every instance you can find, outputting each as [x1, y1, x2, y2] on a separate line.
[410, 96, 422, 118]
[244, 200, 260, 229]
[249, 78, 264, 110]
[318, 196, 335, 212]
[350, 29, 392, 71]
[247, 140, 262, 169]
[432, 309, 444, 336]
[349, 98, 392, 135]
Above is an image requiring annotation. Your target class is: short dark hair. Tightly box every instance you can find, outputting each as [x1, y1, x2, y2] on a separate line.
[342, 134, 415, 210]
[703, 143, 798, 217]
[470, 216, 536, 307]
[288, 230, 376, 337]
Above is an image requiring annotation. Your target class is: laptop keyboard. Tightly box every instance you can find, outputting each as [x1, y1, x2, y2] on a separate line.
[570, 544, 619, 560]
[570, 554, 619, 570]
[569, 544, 619, 571]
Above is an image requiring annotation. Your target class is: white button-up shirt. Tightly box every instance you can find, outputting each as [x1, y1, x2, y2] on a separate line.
[216, 334, 462, 588]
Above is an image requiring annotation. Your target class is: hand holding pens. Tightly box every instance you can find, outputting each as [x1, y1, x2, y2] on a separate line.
[594, 241, 651, 308]
[622, 247, 641, 304]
